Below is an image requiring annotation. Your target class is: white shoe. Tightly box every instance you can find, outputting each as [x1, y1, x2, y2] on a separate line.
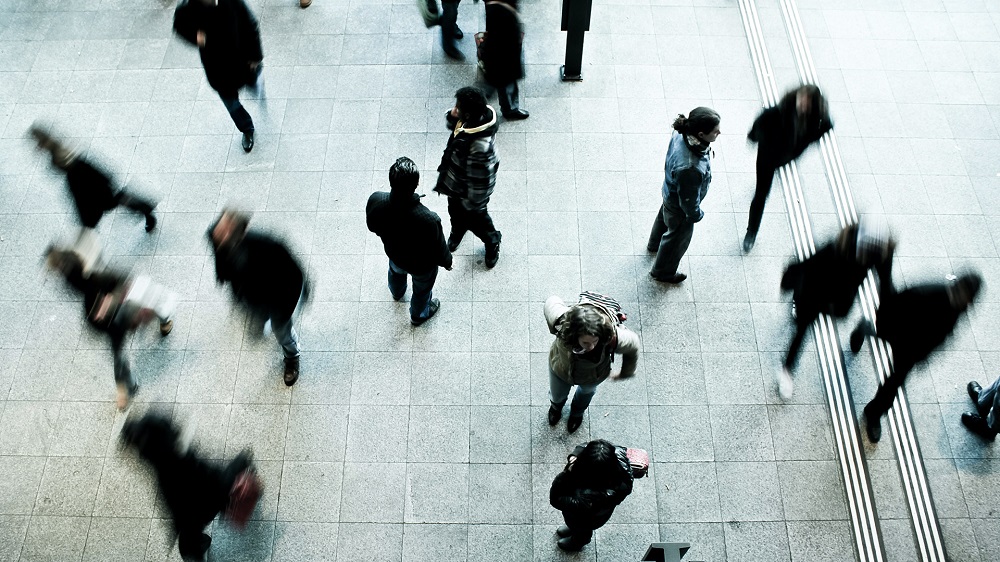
[777, 367, 794, 400]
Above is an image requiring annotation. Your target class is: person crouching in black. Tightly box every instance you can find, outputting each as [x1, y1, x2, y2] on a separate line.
[208, 209, 308, 386]
[549, 439, 634, 552]
[851, 273, 982, 443]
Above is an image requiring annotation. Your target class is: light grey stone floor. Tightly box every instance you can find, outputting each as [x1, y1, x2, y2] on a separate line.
[0, 0, 996, 560]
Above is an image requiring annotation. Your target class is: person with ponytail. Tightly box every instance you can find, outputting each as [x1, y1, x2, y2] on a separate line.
[647, 107, 721, 284]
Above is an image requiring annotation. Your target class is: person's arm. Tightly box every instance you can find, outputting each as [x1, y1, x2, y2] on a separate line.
[172, 0, 201, 46]
[612, 325, 641, 378]
[435, 220, 454, 270]
[674, 168, 705, 222]
[544, 296, 571, 335]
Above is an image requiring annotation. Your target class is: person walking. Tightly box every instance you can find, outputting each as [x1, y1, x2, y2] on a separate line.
[549, 439, 634, 552]
[173, 0, 264, 153]
[435, 87, 502, 268]
[367, 157, 454, 326]
[30, 124, 158, 234]
[208, 210, 308, 386]
[744, 85, 832, 253]
[544, 295, 640, 433]
[440, 0, 466, 59]
[647, 107, 721, 284]
[482, 0, 528, 120]
[963, 374, 1000, 442]
[779, 221, 894, 399]
[852, 273, 982, 443]
[45, 245, 177, 409]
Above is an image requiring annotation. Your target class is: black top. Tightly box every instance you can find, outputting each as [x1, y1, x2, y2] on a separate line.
[876, 283, 962, 363]
[174, 0, 263, 95]
[65, 158, 120, 229]
[748, 96, 832, 168]
[210, 229, 305, 321]
[366, 191, 453, 274]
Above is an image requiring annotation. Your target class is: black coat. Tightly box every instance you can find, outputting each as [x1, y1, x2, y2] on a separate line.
[209, 229, 306, 322]
[61, 261, 131, 350]
[366, 191, 453, 274]
[781, 241, 892, 321]
[482, 1, 524, 87]
[65, 158, 120, 229]
[748, 96, 832, 169]
[173, 0, 263, 95]
[549, 448, 634, 531]
[875, 283, 962, 365]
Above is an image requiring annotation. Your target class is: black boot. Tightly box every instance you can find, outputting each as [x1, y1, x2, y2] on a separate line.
[742, 231, 756, 253]
[555, 526, 573, 538]
[485, 237, 501, 268]
[557, 534, 591, 552]
[548, 401, 565, 426]
[567, 414, 584, 433]
[863, 404, 882, 443]
[962, 413, 997, 442]
[145, 213, 157, 232]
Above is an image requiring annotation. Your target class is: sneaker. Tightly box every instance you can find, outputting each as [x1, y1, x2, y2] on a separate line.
[777, 367, 794, 400]
[485, 241, 500, 268]
[283, 357, 300, 386]
[159, 319, 173, 336]
[411, 298, 441, 326]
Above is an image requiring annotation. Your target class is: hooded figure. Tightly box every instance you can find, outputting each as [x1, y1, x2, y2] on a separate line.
[367, 157, 453, 325]
[435, 86, 503, 268]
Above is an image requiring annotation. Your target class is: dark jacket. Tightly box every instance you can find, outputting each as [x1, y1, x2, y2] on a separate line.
[209, 229, 306, 322]
[874, 283, 963, 365]
[482, 1, 524, 87]
[61, 261, 131, 349]
[173, 0, 263, 95]
[65, 158, 121, 229]
[661, 133, 711, 222]
[366, 191, 453, 274]
[781, 239, 893, 321]
[435, 108, 500, 211]
[748, 96, 832, 168]
[549, 448, 634, 531]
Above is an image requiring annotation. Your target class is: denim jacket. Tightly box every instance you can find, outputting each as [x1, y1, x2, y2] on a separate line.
[661, 133, 712, 222]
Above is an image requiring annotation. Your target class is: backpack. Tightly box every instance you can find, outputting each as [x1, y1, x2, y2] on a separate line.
[578, 291, 627, 326]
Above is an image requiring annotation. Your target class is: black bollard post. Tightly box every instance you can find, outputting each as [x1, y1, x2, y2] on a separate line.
[641, 542, 692, 562]
[560, 0, 593, 81]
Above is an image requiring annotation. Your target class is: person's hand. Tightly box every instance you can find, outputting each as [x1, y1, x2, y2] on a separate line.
[249, 61, 260, 71]
[196, 30, 206, 47]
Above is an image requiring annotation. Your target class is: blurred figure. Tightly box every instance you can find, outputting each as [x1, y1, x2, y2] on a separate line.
[122, 411, 258, 562]
[174, 0, 264, 153]
[648, 107, 720, 284]
[46, 245, 177, 409]
[440, 0, 466, 59]
[435, 87, 502, 268]
[30, 124, 158, 234]
[549, 439, 634, 552]
[852, 273, 982, 443]
[780, 220, 894, 399]
[208, 209, 308, 386]
[367, 157, 453, 326]
[744, 85, 832, 253]
[964, 374, 1000, 442]
[544, 294, 639, 433]
[482, 0, 528, 120]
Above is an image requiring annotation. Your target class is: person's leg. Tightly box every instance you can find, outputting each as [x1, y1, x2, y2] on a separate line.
[114, 190, 158, 231]
[650, 204, 694, 279]
[849, 319, 877, 353]
[447, 197, 469, 250]
[568, 383, 599, 417]
[110, 333, 136, 409]
[864, 357, 914, 442]
[979, 376, 1000, 428]
[548, 369, 572, 408]
[746, 158, 776, 239]
[270, 315, 300, 360]
[497, 82, 517, 115]
[387, 260, 408, 301]
[646, 202, 668, 252]
[784, 313, 814, 371]
[466, 206, 501, 244]
[440, 1, 461, 56]
[219, 93, 254, 133]
[409, 268, 438, 322]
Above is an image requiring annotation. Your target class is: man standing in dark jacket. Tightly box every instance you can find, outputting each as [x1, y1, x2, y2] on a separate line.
[208, 210, 307, 386]
[851, 273, 982, 443]
[482, 0, 528, 120]
[174, 0, 264, 153]
[31, 124, 158, 233]
[435, 87, 502, 268]
[367, 157, 453, 326]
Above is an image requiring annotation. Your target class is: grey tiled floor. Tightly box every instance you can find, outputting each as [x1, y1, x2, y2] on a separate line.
[0, 0, 998, 560]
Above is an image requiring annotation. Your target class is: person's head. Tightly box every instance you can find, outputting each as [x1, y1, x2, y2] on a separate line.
[211, 209, 251, 250]
[558, 305, 614, 355]
[847, 218, 894, 267]
[568, 439, 621, 481]
[948, 273, 982, 311]
[43, 245, 82, 277]
[792, 84, 825, 117]
[455, 86, 488, 122]
[29, 123, 75, 170]
[389, 156, 420, 196]
[672, 107, 722, 144]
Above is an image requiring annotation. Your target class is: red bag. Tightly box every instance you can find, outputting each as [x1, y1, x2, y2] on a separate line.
[626, 448, 649, 479]
[225, 469, 263, 529]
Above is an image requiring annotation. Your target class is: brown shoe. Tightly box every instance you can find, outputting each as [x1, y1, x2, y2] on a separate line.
[300, 0, 311, 7]
[159, 319, 173, 336]
[283, 357, 300, 386]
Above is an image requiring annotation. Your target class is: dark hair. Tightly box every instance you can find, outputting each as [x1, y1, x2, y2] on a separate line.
[781, 84, 827, 122]
[389, 157, 420, 193]
[557, 305, 614, 351]
[455, 86, 488, 121]
[569, 439, 621, 483]
[672, 107, 721, 136]
[953, 273, 983, 308]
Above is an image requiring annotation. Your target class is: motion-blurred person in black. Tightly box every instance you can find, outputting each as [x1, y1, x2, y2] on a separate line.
[208, 210, 308, 386]
[45, 246, 177, 409]
[852, 273, 982, 442]
[30, 124, 158, 234]
[174, 0, 264, 153]
[779, 220, 894, 399]
[744, 85, 832, 253]
[964, 373, 1000, 442]
[367, 157, 453, 326]
[481, 0, 528, 120]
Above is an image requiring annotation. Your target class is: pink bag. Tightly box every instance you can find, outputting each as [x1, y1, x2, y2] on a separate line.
[626, 448, 649, 478]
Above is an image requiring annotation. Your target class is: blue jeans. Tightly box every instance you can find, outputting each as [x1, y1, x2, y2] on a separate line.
[388, 261, 438, 322]
[979, 376, 1000, 430]
[549, 368, 600, 417]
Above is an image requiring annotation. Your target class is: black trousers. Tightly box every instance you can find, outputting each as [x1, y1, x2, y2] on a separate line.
[447, 196, 501, 245]
[219, 93, 255, 133]
[115, 191, 156, 218]
[747, 157, 778, 236]
[441, 0, 461, 50]
[784, 310, 817, 370]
